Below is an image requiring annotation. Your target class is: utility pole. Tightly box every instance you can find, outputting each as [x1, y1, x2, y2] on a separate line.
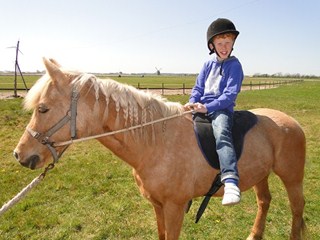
[7, 40, 28, 97]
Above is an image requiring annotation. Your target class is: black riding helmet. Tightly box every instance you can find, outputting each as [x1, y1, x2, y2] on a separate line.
[207, 18, 239, 55]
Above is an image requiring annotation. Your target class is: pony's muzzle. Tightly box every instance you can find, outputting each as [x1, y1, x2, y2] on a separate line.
[13, 150, 40, 170]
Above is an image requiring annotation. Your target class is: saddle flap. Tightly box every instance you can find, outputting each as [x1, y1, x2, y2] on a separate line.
[193, 110, 258, 169]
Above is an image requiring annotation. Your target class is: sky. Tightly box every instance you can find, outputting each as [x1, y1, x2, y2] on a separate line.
[0, 0, 319, 76]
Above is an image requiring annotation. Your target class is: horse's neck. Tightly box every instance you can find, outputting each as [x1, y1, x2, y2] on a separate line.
[94, 95, 161, 169]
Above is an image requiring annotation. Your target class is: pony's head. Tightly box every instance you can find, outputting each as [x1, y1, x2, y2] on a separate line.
[13, 58, 84, 169]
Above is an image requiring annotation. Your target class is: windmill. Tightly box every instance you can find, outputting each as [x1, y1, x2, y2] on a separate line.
[7, 40, 28, 97]
[155, 67, 162, 75]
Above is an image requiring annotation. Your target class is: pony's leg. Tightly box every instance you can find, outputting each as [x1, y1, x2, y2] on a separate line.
[153, 204, 166, 240]
[282, 182, 306, 240]
[162, 201, 186, 240]
[247, 176, 271, 240]
[152, 202, 185, 240]
[274, 153, 306, 239]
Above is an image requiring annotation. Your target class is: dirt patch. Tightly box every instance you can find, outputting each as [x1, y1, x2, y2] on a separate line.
[0, 91, 26, 99]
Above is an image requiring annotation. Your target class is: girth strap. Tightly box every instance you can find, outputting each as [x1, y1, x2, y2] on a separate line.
[195, 173, 223, 223]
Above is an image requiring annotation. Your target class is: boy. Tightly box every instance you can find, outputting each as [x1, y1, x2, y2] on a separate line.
[184, 18, 244, 206]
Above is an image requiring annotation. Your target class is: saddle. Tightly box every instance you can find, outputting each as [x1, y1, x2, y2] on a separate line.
[193, 111, 258, 169]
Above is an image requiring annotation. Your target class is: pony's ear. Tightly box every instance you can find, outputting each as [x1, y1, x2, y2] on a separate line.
[48, 58, 62, 68]
[43, 57, 67, 85]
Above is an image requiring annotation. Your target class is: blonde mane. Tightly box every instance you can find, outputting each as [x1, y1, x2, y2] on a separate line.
[72, 74, 183, 126]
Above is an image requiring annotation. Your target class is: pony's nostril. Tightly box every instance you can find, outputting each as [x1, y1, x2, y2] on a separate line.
[13, 151, 19, 160]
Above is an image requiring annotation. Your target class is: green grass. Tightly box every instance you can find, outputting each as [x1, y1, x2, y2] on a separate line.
[0, 81, 319, 239]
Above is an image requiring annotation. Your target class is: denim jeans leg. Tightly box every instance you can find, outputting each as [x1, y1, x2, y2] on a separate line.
[209, 110, 239, 183]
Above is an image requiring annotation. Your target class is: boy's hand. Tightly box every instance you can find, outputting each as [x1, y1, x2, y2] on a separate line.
[183, 102, 195, 111]
[184, 102, 208, 113]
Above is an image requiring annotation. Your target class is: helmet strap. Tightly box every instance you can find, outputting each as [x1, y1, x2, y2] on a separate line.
[208, 42, 215, 55]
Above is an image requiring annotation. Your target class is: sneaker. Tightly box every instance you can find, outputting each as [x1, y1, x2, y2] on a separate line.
[222, 183, 241, 206]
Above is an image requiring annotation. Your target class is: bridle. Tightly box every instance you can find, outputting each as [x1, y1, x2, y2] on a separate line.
[26, 89, 80, 163]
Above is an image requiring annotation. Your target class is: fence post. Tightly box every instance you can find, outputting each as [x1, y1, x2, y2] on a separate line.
[162, 83, 164, 95]
[183, 83, 185, 95]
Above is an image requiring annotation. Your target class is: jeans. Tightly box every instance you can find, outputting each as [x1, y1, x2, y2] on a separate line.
[208, 110, 239, 183]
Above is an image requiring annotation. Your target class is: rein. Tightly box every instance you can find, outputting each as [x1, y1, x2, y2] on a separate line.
[54, 109, 193, 147]
[26, 87, 192, 163]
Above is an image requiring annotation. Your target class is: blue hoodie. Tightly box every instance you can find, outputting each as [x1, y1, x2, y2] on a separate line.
[189, 56, 243, 113]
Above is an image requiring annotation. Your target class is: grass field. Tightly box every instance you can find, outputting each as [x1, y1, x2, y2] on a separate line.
[0, 79, 319, 239]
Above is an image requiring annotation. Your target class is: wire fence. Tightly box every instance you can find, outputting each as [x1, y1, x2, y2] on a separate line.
[134, 79, 304, 95]
[0, 79, 304, 97]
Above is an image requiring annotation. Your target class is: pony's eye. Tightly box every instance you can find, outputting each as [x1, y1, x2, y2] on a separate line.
[38, 104, 49, 113]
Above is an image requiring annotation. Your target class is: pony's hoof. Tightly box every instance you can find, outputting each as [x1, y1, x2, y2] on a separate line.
[246, 234, 262, 240]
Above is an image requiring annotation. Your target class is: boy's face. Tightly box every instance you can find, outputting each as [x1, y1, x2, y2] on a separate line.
[213, 36, 235, 60]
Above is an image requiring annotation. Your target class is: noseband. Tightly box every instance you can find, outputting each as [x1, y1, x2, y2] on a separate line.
[26, 89, 79, 163]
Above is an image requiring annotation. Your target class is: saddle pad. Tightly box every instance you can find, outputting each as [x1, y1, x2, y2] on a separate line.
[193, 111, 258, 169]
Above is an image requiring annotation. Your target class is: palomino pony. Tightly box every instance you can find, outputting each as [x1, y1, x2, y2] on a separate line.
[14, 58, 306, 240]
